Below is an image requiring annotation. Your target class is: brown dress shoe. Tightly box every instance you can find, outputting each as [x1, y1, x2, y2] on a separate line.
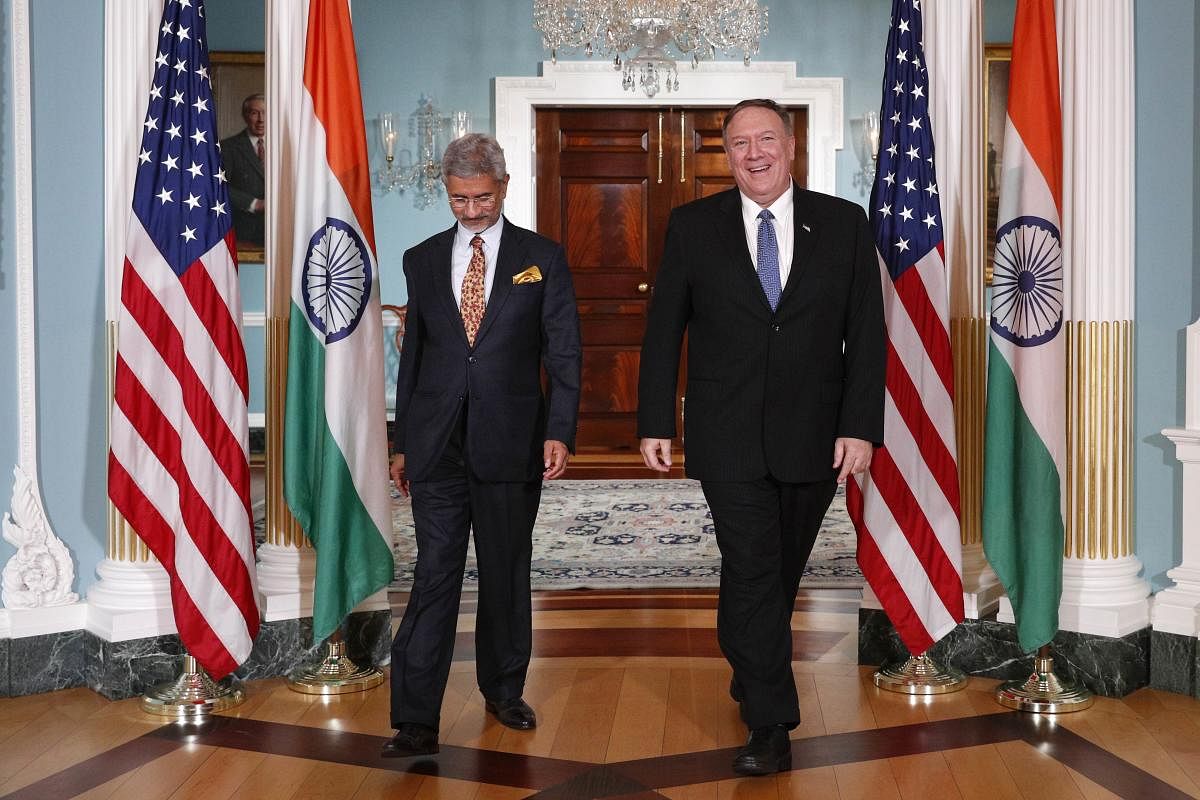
[381, 722, 439, 757]
[484, 697, 537, 730]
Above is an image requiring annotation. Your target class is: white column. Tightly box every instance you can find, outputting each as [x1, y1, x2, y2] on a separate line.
[1154, 321, 1200, 635]
[998, 0, 1149, 636]
[1, 0, 83, 635]
[925, 0, 1000, 618]
[85, 0, 176, 642]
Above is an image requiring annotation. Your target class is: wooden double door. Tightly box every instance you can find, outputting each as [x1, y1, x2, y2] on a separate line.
[535, 106, 808, 477]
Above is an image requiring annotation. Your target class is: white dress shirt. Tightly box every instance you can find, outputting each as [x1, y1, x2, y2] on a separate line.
[450, 216, 504, 308]
[740, 184, 795, 288]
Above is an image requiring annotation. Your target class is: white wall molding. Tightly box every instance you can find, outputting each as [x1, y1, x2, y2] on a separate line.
[1153, 320, 1200, 636]
[2, 0, 82, 613]
[495, 61, 843, 229]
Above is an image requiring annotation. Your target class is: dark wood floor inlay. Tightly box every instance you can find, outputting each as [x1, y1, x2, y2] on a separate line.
[451, 627, 846, 661]
[0, 732, 181, 800]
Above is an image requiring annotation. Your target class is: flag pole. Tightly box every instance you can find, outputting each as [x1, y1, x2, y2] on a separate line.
[141, 652, 246, 719]
[875, 650, 967, 695]
[287, 624, 384, 695]
[995, 643, 1093, 713]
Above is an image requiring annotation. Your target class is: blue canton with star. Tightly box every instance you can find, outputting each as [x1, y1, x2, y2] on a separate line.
[132, 0, 231, 275]
[870, 0, 944, 281]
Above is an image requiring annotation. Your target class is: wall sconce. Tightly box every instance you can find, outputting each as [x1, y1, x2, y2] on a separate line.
[373, 97, 471, 209]
[853, 110, 881, 192]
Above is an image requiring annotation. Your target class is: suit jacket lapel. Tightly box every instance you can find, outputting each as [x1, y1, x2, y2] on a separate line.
[715, 190, 773, 314]
[472, 218, 521, 346]
[779, 184, 818, 308]
[431, 225, 466, 346]
[239, 133, 264, 181]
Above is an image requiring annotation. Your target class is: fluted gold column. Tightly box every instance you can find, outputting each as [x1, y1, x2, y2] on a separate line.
[1046, 0, 1147, 636]
[927, 0, 999, 617]
[106, 323, 153, 565]
[265, 316, 309, 550]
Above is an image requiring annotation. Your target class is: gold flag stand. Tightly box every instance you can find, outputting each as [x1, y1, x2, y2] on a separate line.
[874, 652, 968, 695]
[287, 628, 384, 695]
[141, 653, 246, 719]
[996, 644, 1094, 713]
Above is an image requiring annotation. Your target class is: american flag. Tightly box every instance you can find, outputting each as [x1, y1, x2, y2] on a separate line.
[846, 0, 965, 656]
[107, 0, 259, 679]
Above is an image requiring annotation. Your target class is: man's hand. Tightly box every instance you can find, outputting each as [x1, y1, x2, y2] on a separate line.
[389, 453, 410, 498]
[832, 437, 873, 484]
[543, 440, 569, 480]
[640, 437, 673, 473]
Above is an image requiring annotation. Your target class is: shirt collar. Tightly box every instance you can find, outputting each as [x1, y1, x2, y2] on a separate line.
[456, 215, 505, 251]
[739, 183, 794, 223]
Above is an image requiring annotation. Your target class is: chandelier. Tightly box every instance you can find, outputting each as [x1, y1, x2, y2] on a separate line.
[532, 0, 768, 98]
[373, 97, 471, 209]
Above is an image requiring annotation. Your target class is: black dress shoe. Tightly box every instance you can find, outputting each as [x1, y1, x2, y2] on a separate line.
[732, 724, 792, 776]
[484, 697, 537, 730]
[381, 722, 439, 757]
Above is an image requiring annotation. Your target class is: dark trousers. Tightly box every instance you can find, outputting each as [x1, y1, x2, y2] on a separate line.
[701, 476, 838, 730]
[389, 412, 542, 730]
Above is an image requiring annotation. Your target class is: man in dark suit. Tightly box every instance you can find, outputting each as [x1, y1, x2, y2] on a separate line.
[383, 133, 581, 758]
[218, 93, 265, 246]
[638, 99, 885, 776]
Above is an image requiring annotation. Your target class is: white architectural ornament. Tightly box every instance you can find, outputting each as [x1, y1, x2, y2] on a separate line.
[3, 0, 80, 614]
[495, 61, 843, 229]
[2, 467, 78, 608]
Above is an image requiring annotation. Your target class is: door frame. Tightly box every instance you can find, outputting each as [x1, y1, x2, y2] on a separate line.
[495, 60, 844, 229]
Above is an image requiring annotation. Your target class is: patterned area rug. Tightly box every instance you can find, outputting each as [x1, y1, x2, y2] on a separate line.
[390, 479, 862, 590]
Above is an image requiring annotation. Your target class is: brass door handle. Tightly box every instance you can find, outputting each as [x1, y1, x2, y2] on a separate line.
[637, 282, 650, 293]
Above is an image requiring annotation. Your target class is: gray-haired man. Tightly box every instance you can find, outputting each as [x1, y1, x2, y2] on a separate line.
[383, 134, 582, 757]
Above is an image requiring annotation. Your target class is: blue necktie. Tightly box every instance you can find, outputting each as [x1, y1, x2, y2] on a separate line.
[757, 209, 782, 311]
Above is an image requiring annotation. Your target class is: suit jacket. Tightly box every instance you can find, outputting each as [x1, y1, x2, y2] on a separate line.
[394, 218, 582, 483]
[219, 129, 264, 246]
[637, 185, 885, 483]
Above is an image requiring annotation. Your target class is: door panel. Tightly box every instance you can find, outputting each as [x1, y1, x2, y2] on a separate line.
[535, 106, 808, 477]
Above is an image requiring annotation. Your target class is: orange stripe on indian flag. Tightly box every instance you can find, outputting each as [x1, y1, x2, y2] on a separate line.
[1006, 0, 1062, 215]
[302, 0, 376, 254]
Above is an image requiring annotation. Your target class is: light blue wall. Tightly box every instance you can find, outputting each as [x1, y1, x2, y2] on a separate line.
[27, 0, 108, 594]
[1135, 0, 1198, 589]
[0, 0, 17, 569]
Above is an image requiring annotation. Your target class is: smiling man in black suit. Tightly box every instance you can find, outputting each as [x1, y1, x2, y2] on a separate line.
[383, 133, 581, 758]
[219, 93, 266, 247]
[638, 99, 886, 776]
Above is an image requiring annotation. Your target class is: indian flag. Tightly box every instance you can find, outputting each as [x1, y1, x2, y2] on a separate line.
[282, 0, 394, 644]
[982, 0, 1065, 654]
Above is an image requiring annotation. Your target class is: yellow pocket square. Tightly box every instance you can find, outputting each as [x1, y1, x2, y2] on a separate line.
[513, 266, 542, 284]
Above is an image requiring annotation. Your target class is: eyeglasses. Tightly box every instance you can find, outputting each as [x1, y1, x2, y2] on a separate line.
[448, 193, 497, 210]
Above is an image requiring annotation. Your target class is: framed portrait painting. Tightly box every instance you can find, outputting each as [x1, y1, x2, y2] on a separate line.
[210, 51, 265, 263]
[984, 44, 1011, 285]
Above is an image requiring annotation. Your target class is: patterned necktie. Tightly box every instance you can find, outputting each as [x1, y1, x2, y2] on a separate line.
[461, 234, 486, 346]
[256, 136, 264, 161]
[757, 209, 782, 311]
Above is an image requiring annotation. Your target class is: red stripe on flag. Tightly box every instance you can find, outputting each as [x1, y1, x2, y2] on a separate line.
[868, 448, 965, 621]
[303, 0, 375, 253]
[121, 259, 251, 519]
[113, 357, 259, 628]
[884, 341, 962, 515]
[180, 242, 249, 399]
[848, 480, 936, 656]
[892, 266, 955, 398]
[108, 455, 241, 679]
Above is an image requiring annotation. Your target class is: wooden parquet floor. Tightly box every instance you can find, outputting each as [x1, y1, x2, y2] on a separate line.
[2, 589, 1200, 799]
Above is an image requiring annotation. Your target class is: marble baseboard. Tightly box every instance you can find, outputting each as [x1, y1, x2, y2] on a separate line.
[859, 609, 1150, 698]
[3, 629, 90, 697]
[0, 609, 393, 700]
[1150, 630, 1199, 696]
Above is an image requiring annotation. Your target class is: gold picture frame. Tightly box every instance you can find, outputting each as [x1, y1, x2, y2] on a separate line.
[210, 51, 265, 264]
[984, 44, 1011, 285]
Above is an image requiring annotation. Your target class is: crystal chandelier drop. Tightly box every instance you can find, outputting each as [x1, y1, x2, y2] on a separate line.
[373, 97, 471, 209]
[532, 0, 768, 98]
